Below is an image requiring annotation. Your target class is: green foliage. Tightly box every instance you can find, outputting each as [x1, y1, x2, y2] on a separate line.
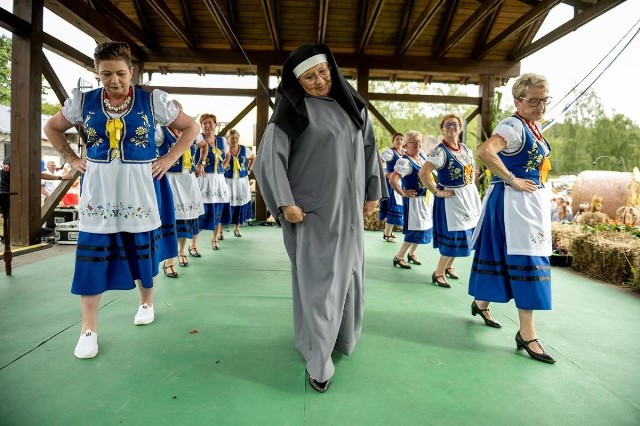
[42, 102, 61, 116]
[0, 35, 11, 105]
[581, 223, 640, 238]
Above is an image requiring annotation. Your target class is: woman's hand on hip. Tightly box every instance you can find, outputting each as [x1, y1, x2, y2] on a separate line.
[511, 177, 538, 193]
[152, 155, 174, 180]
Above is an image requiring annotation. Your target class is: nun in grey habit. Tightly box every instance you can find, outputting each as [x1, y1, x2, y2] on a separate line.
[254, 44, 387, 392]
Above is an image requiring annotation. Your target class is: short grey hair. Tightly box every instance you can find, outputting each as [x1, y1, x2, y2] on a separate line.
[403, 130, 422, 146]
[512, 73, 549, 100]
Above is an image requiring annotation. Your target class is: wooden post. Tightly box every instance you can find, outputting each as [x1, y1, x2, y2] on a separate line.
[478, 74, 496, 143]
[254, 64, 270, 221]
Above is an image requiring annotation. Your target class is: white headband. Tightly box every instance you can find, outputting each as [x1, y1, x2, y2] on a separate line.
[293, 54, 328, 78]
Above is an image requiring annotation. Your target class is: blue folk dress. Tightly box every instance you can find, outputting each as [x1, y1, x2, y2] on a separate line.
[62, 86, 179, 295]
[394, 153, 434, 244]
[378, 148, 404, 226]
[223, 145, 254, 225]
[468, 115, 553, 310]
[425, 142, 481, 257]
[157, 126, 204, 240]
[195, 134, 230, 230]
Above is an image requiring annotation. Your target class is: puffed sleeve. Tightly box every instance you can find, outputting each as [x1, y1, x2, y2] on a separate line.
[394, 158, 412, 177]
[195, 133, 204, 144]
[492, 116, 526, 153]
[425, 146, 446, 169]
[380, 148, 394, 162]
[245, 146, 254, 158]
[61, 88, 84, 125]
[152, 89, 180, 126]
[154, 124, 164, 147]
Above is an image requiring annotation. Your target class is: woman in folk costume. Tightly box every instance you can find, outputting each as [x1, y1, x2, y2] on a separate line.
[43, 41, 199, 359]
[254, 44, 387, 393]
[419, 114, 481, 288]
[468, 73, 555, 363]
[191, 114, 230, 252]
[389, 131, 434, 273]
[378, 132, 405, 243]
[221, 129, 255, 237]
[156, 106, 205, 276]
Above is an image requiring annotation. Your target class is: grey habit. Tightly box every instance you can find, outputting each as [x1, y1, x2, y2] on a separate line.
[255, 97, 386, 382]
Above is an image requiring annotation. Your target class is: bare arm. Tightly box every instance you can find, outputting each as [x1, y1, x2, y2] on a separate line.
[390, 171, 416, 197]
[418, 162, 453, 198]
[153, 111, 200, 179]
[477, 135, 537, 193]
[43, 113, 86, 173]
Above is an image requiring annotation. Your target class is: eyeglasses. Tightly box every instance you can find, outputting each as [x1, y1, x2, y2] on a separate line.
[405, 141, 422, 146]
[300, 67, 331, 85]
[519, 97, 553, 107]
[443, 122, 459, 129]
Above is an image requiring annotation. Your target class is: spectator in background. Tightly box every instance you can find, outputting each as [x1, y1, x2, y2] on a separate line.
[41, 160, 62, 199]
[552, 204, 573, 223]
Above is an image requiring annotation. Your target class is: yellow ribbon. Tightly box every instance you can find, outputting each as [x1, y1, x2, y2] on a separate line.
[212, 147, 221, 172]
[106, 118, 123, 159]
[182, 149, 192, 171]
[233, 155, 240, 179]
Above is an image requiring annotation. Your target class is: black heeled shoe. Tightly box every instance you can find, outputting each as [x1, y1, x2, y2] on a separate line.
[308, 372, 331, 393]
[445, 267, 459, 279]
[515, 331, 556, 364]
[188, 247, 201, 257]
[162, 262, 178, 278]
[407, 254, 421, 265]
[431, 272, 450, 288]
[471, 301, 501, 328]
[393, 256, 411, 269]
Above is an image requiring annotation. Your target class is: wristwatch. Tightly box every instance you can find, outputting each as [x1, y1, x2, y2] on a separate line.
[200, 160, 206, 165]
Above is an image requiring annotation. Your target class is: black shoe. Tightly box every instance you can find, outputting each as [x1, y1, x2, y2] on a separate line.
[162, 262, 178, 278]
[515, 331, 556, 364]
[471, 301, 501, 328]
[188, 247, 201, 257]
[393, 256, 411, 269]
[308, 372, 331, 393]
[407, 254, 421, 265]
[431, 272, 451, 288]
[178, 255, 189, 267]
[445, 267, 459, 279]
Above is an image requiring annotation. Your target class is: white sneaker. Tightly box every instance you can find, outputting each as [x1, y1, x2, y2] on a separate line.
[74, 330, 98, 359]
[134, 304, 154, 325]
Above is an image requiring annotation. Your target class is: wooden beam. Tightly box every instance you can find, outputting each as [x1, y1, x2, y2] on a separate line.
[358, 0, 385, 54]
[509, 13, 546, 59]
[178, 0, 195, 37]
[45, 0, 143, 59]
[42, 54, 69, 104]
[435, 0, 460, 51]
[357, 66, 370, 102]
[367, 102, 397, 135]
[145, 0, 198, 49]
[254, 64, 270, 221]
[42, 32, 95, 71]
[369, 92, 481, 105]
[132, 0, 158, 49]
[474, 0, 564, 59]
[473, 5, 503, 54]
[10, 0, 44, 246]
[397, 0, 416, 46]
[261, 0, 281, 51]
[202, 0, 239, 50]
[144, 86, 258, 97]
[225, 0, 237, 30]
[438, 0, 504, 57]
[317, 0, 330, 44]
[85, 0, 155, 48]
[0, 7, 30, 36]
[218, 98, 257, 137]
[466, 106, 480, 123]
[512, 0, 627, 61]
[397, 0, 447, 56]
[479, 74, 496, 140]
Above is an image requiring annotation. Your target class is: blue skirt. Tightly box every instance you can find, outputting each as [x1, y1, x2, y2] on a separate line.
[378, 180, 403, 226]
[468, 184, 551, 310]
[72, 231, 160, 295]
[432, 197, 473, 257]
[226, 202, 253, 225]
[155, 177, 178, 263]
[176, 218, 200, 239]
[199, 202, 228, 230]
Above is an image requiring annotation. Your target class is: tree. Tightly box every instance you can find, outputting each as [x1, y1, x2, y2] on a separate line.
[0, 35, 11, 104]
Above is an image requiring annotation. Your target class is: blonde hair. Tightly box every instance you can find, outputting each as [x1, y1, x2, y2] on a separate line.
[226, 129, 240, 138]
[512, 73, 549, 100]
[403, 130, 422, 146]
[199, 113, 217, 125]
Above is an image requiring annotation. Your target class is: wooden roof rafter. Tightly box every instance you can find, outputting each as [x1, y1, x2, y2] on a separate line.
[132, 0, 158, 49]
[224, 0, 237, 31]
[473, 3, 503, 54]
[178, 0, 195, 35]
[86, 0, 155, 48]
[437, 0, 504, 57]
[202, 0, 239, 50]
[396, 0, 416, 47]
[474, 0, 564, 59]
[261, 0, 281, 51]
[145, 0, 198, 49]
[317, 0, 330, 44]
[512, 0, 626, 61]
[508, 12, 547, 59]
[358, 0, 385, 54]
[435, 0, 460, 52]
[397, 0, 447, 56]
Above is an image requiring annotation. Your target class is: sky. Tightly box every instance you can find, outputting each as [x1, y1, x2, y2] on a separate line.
[1, 0, 639, 141]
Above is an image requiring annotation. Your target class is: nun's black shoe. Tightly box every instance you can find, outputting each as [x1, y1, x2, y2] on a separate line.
[308, 372, 331, 393]
[471, 301, 501, 328]
[516, 332, 556, 364]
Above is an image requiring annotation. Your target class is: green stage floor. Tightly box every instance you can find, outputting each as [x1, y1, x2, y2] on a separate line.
[1, 225, 639, 425]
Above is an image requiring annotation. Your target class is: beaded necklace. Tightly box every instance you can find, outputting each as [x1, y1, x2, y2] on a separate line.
[103, 87, 133, 113]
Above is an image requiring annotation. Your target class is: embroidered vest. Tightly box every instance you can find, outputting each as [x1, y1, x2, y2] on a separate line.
[224, 145, 250, 179]
[435, 143, 475, 188]
[82, 86, 156, 163]
[491, 115, 550, 186]
[385, 149, 402, 173]
[157, 127, 196, 173]
[198, 134, 226, 174]
[401, 153, 427, 196]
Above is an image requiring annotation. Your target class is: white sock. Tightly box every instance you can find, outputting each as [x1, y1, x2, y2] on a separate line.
[74, 329, 98, 359]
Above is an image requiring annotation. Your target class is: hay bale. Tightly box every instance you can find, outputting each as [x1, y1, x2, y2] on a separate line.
[571, 170, 640, 219]
[365, 208, 385, 231]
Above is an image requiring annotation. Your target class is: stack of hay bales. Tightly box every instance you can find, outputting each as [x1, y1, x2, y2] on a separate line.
[571, 170, 640, 222]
